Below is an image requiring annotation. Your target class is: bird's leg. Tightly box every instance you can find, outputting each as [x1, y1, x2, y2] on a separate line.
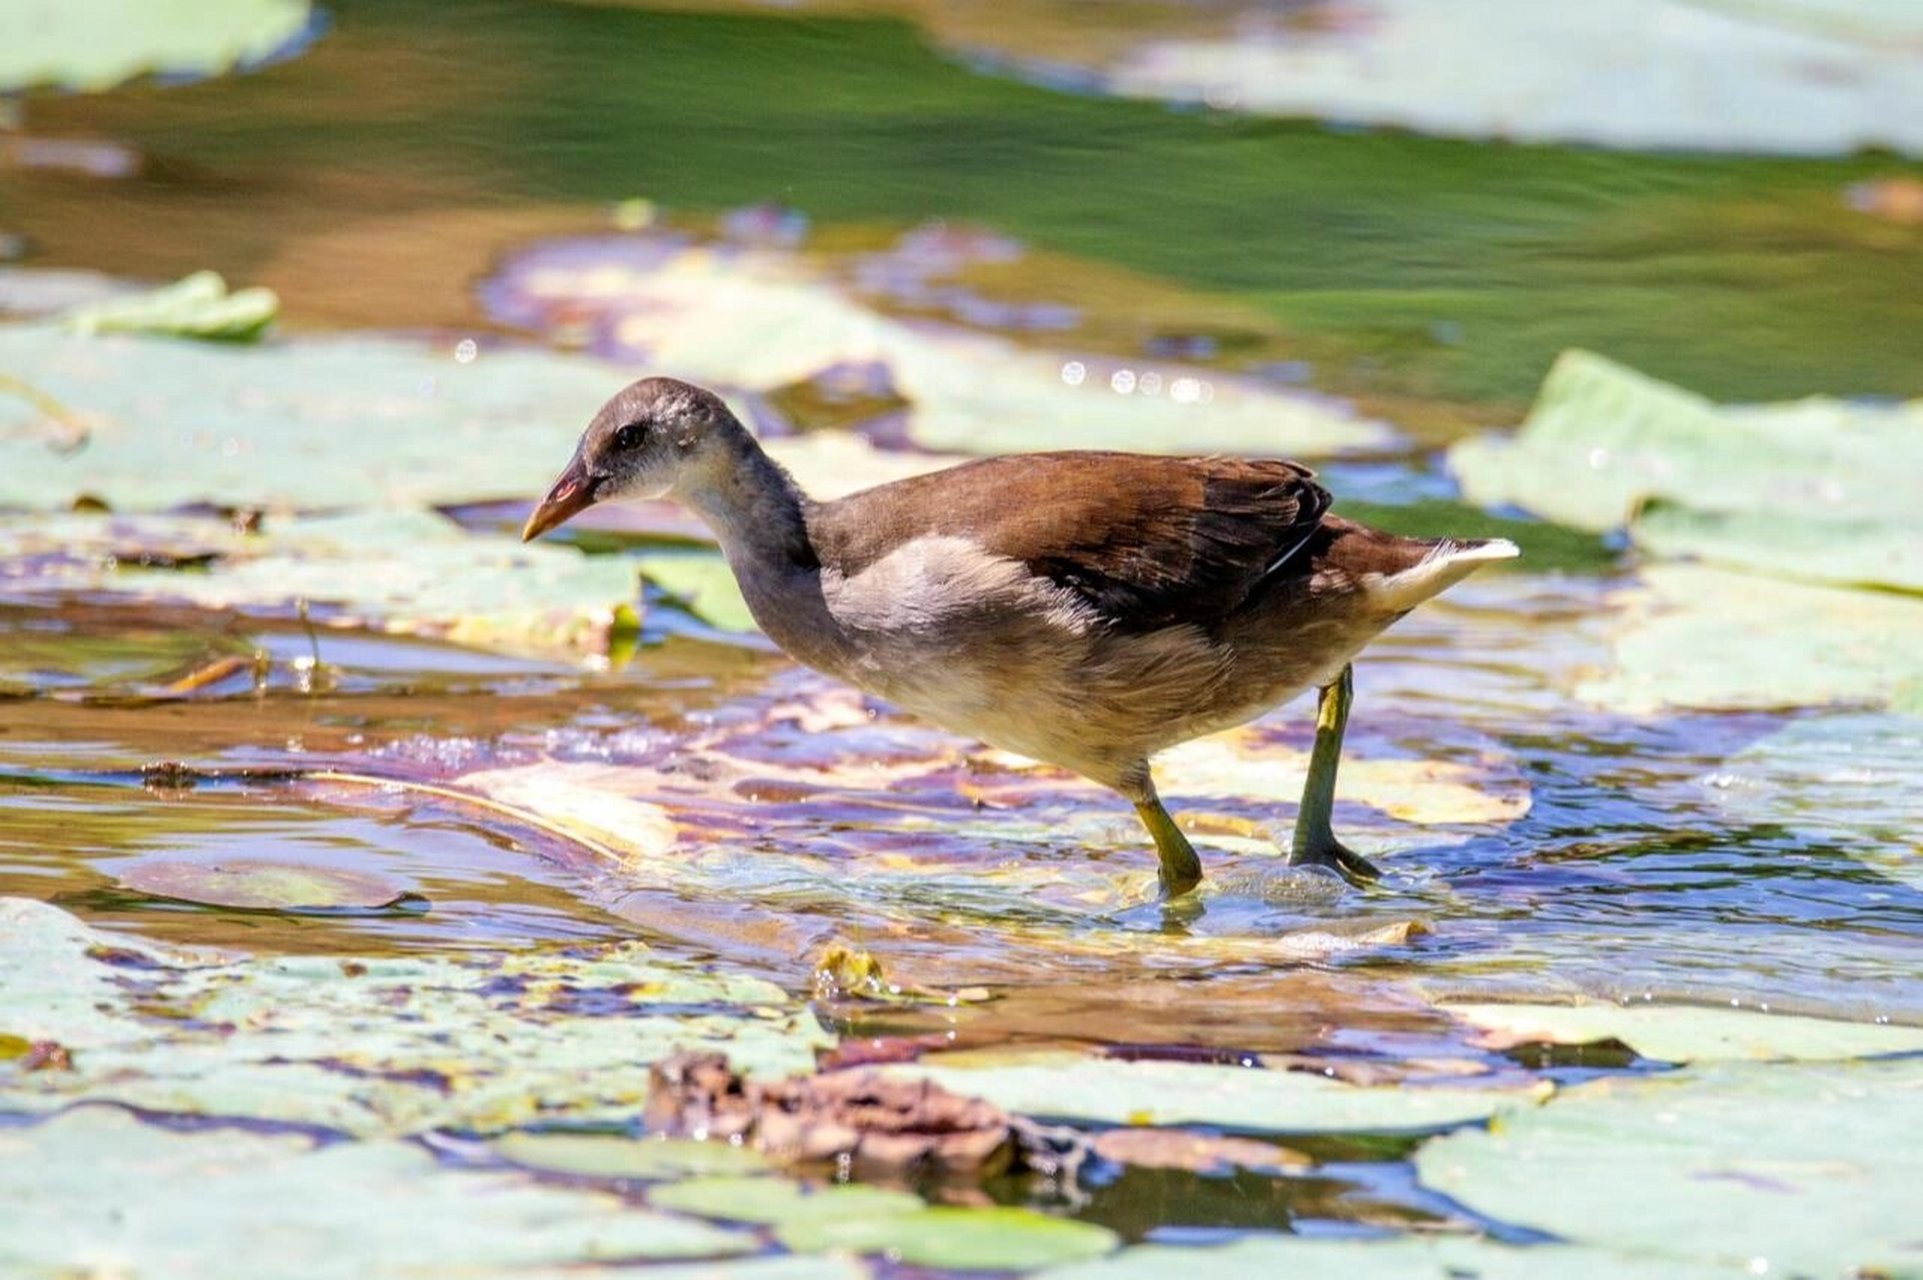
[1287, 665, 1382, 884]
[1129, 782, 1203, 899]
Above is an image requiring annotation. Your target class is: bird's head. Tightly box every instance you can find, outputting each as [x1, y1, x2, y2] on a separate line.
[521, 376, 738, 541]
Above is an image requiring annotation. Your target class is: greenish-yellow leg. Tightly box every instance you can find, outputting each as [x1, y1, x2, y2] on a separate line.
[1287, 665, 1382, 884]
[1134, 795, 1203, 899]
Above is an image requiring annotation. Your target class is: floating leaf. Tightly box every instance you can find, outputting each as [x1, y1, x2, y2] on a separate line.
[485, 238, 1396, 458]
[0, 510, 641, 659]
[0, 1106, 754, 1278]
[65, 270, 279, 342]
[651, 1176, 924, 1225]
[1632, 497, 1923, 595]
[117, 857, 412, 912]
[1094, 3, 1923, 154]
[1446, 1001, 1923, 1063]
[777, 1205, 1117, 1272]
[0, 897, 830, 1136]
[1449, 350, 1923, 594]
[638, 553, 758, 633]
[885, 1051, 1540, 1134]
[0, 0, 312, 93]
[1040, 1234, 1733, 1280]
[1415, 1058, 1923, 1278]
[1576, 564, 1923, 713]
[493, 1132, 771, 1181]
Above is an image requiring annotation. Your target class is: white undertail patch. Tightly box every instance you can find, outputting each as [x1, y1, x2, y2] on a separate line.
[1368, 538, 1521, 613]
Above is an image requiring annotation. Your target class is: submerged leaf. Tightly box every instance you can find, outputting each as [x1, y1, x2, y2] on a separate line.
[1040, 1234, 1733, 1279]
[885, 1050, 1540, 1134]
[777, 1205, 1117, 1272]
[1446, 1001, 1923, 1063]
[493, 1132, 771, 1181]
[1415, 1058, 1923, 1278]
[117, 858, 412, 912]
[651, 1176, 924, 1225]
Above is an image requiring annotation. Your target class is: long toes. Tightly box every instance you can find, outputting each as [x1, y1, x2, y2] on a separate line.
[1289, 841, 1382, 887]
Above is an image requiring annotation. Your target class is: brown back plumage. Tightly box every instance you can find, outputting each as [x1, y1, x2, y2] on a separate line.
[808, 452, 1330, 633]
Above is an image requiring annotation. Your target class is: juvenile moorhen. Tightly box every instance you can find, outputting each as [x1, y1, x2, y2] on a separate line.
[525, 377, 1517, 897]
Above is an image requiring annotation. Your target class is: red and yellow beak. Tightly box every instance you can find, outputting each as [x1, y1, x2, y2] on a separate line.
[521, 457, 603, 542]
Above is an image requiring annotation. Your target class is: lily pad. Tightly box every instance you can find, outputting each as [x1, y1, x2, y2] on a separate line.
[885, 1051, 1540, 1134]
[0, 1105, 754, 1278]
[0, 0, 312, 93]
[1633, 496, 1923, 596]
[638, 553, 759, 633]
[0, 897, 831, 1136]
[650, 1175, 925, 1225]
[117, 857, 412, 912]
[1415, 1058, 1923, 1278]
[0, 325, 622, 512]
[1096, 0, 1923, 155]
[485, 237, 1396, 458]
[1039, 1234, 1733, 1280]
[1450, 349, 1923, 594]
[0, 510, 642, 658]
[64, 270, 279, 342]
[776, 1206, 1118, 1272]
[494, 1132, 772, 1181]
[1576, 563, 1923, 713]
[1446, 1001, 1923, 1063]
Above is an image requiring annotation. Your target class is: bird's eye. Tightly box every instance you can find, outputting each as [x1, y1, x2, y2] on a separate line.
[613, 421, 647, 451]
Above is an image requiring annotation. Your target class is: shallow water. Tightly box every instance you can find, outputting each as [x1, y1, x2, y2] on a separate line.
[4, 2, 1921, 1271]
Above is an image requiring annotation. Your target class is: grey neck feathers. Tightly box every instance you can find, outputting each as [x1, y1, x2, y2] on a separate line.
[672, 428, 819, 578]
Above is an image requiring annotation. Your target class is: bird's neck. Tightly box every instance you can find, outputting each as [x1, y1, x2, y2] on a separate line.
[673, 432, 819, 577]
[671, 429, 857, 670]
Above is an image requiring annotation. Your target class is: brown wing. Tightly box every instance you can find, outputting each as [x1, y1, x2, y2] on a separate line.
[807, 452, 1330, 633]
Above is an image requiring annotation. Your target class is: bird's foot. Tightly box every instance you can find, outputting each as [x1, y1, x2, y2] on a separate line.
[1287, 834, 1382, 887]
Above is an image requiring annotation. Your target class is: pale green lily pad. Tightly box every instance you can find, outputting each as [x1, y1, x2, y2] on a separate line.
[638, 1261, 871, 1280]
[1576, 563, 1923, 713]
[885, 1051, 1541, 1134]
[493, 244, 1395, 458]
[1450, 349, 1923, 595]
[494, 1132, 772, 1181]
[1446, 1001, 1923, 1063]
[0, 0, 311, 93]
[0, 510, 641, 658]
[638, 553, 758, 632]
[118, 857, 412, 912]
[1040, 1235, 1734, 1280]
[0, 1106, 753, 1279]
[1416, 1058, 1923, 1278]
[651, 1175, 925, 1225]
[1634, 498, 1923, 596]
[0, 325, 621, 512]
[777, 1206, 1117, 1272]
[1098, 0, 1923, 154]
[0, 897, 830, 1136]
[65, 270, 279, 342]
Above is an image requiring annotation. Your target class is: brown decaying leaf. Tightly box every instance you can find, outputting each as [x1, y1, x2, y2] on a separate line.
[644, 1050, 1021, 1180]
